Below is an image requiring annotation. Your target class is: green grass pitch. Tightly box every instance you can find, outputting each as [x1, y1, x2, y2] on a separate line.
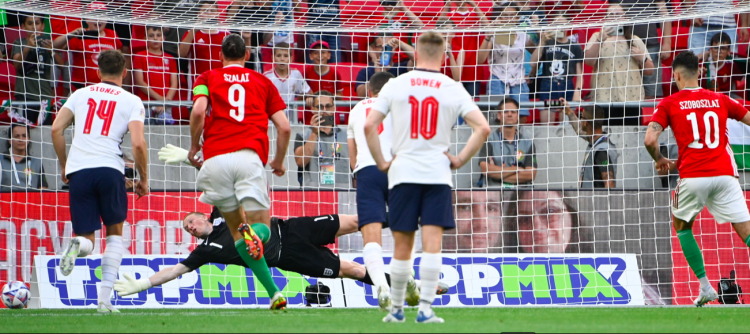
[2, 307, 750, 333]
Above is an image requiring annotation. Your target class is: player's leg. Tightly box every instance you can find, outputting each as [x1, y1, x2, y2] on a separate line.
[356, 166, 391, 308]
[60, 170, 99, 276]
[672, 177, 716, 306]
[95, 168, 129, 313]
[731, 221, 750, 247]
[415, 185, 452, 323]
[705, 176, 750, 248]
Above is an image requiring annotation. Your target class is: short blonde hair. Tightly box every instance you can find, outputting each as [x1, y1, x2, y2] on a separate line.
[417, 31, 445, 60]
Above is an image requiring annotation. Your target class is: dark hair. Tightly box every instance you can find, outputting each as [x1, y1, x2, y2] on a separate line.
[5, 123, 31, 154]
[711, 32, 732, 46]
[313, 90, 335, 106]
[18, 13, 39, 26]
[368, 72, 394, 96]
[369, 33, 385, 47]
[582, 105, 605, 130]
[672, 50, 700, 78]
[496, 96, 519, 111]
[146, 26, 163, 33]
[503, 190, 594, 254]
[490, 4, 518, 20]
[97, 50, 127, 77]
[221, 34, 247, 61]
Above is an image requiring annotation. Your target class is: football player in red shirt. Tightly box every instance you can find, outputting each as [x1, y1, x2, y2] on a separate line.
[645, 51, 750, 307]
[187, 34, 292, 310]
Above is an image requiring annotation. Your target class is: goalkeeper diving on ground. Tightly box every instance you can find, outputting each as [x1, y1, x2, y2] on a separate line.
[116, 144, 448, 303]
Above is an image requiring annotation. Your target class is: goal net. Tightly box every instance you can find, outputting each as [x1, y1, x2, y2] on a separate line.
[1, 0, 750, 308]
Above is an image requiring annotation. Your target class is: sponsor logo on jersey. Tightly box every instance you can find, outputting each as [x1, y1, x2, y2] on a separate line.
[324, 268, 334, 277]
[209, 242, 223, 249]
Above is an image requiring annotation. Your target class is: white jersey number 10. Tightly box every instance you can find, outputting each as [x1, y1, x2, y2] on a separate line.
[228, 84, 246, 122]
[686, 111, 719, 149]
[409, 96, 439, 140]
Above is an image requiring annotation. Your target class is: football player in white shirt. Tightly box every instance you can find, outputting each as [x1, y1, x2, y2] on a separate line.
[51, 50, 149, 313]
[349, 72, 420, 311]
[264, 43, 312, 123]
[365, 32, 490, 323]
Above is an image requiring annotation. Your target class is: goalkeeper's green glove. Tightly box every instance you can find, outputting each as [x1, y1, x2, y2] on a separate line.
[158, 144, 190, 165]
[114, 273, 152, 297]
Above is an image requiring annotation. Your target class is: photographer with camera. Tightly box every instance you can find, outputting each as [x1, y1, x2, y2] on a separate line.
[294, 90, 349, 187]
[584, 3, 653, 126]
[11, 13, 64, 125]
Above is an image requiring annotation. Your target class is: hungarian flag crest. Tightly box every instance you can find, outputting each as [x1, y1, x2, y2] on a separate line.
[729, 120, 750, 170]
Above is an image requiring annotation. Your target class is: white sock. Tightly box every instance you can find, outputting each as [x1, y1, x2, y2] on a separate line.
[363, 243, 389, 288]
[76, 237, 94, 257]
[418, 252, 442, 316]
[699, 276, 711, 290]
[389, 258, 411, 311]
[99, 235, 124, 304]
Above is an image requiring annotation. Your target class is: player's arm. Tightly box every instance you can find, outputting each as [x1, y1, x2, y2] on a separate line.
[269, 110, 292, 177]
[51, 107, 75, 184]
[365, 110, 389, 171]
[189, 96, 208, 168]
[114, 263, 191, 296]
[129, 120, 149, 198]
[446, 110, 491, 169]
[179, 29, 195, 58]
[644, 121, 674, 173]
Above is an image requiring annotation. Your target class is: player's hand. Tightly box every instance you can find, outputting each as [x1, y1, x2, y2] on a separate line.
[269, 158, 286, 177]
[159, 144, 190, 165]
[693, 18, 704, 27]
[60, 167, 68, 184]
[188, 145, 203, 168]
[114, 273, 152, 297]
[135, 180, 149, 200]
[655, 157, 675, 173]
[377, 159, 392, 173]
[445, 152, 464, 169]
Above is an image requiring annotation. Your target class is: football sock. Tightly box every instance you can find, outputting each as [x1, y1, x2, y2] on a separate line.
[233, 239, 279, 296]
[363, 242, 389, 288]
[389, 258, 411, 311]
[745, 235, 750, 248]
[418, 252, 441, 316]
[251, 223, 271, 243]
[699, 276, 711, 290]
[76, 237, 93, 257]
[676, 230, 707, 283]
[358, 271, 392, 287]
[99, 235, 124, 304]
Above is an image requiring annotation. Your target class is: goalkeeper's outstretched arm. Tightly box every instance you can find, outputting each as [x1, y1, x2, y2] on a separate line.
[114, 264, 191, 296]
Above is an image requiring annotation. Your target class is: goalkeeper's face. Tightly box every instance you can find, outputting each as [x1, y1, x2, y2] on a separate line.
[183, 213, 212, 239]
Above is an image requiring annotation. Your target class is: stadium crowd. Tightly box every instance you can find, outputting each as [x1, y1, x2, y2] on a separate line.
[0, 0, 748, 190]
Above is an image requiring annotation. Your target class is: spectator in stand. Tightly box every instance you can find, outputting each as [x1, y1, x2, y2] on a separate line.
[306, 41, 343, 97]
[11, 13, 64, 125]
[265, 42, 312, 124]
[378, 0, 424, 69]
[563, 101, 617, 189]
[583, 4, 653, 126]
[529, 14, 584, 124]
[438, 20, 465, 82]
[689, 0, 749, 54]
[610, 0, 672, 99]
[227, 0, 275, 70]
[516, 1, 543, 28]
[475, 97, 537, 187]
[355, 35, 415, 97]
[293, 90, 349, 187]
[52, 2, 123, 90]
[441, 0, 489, 97]
[179, 1, 231, 77]
[699, 32, 743, 97]
[299, 0, 343, 63]
[478, 5, 537, 124]
[132, 26, 178, 125]
[0, 124, 48, 192]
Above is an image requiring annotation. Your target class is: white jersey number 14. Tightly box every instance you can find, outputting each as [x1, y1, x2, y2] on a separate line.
[84, 98, 117, 136]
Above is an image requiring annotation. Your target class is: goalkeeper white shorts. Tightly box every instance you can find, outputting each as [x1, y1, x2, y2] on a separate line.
[196, 149, 271, 212]
[672, 175, 750, 224]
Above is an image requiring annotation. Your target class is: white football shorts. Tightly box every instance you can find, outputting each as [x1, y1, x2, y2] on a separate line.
[672, 175, 750, 224]
[196, 149, 271, 212]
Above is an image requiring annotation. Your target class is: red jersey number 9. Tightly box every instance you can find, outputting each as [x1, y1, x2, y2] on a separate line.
[228, 84, 246, 122]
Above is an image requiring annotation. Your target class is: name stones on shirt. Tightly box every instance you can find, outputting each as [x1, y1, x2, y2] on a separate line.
[89, 86, 122, 95]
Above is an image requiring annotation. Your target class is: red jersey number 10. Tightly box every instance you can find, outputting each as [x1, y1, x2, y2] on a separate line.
[84, 98, 117, 136]
[409, 96, 439, 140]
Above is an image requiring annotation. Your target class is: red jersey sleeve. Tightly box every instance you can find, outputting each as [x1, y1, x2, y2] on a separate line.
[68, 37, 83, 51]
[168, 56, 178, 74]
[192, 71, 210, 101]
[651, 99, 671, 129]
[724, 94, 749, 121]
[265, 79, 287, 117]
